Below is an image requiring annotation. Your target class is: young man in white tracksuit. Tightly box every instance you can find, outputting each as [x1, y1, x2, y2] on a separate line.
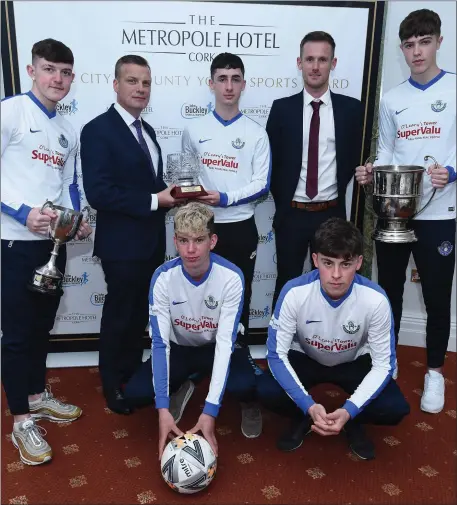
[258, 218, 410, 460]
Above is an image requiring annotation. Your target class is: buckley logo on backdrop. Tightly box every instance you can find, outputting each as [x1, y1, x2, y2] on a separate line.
[90, 292, 106, 306]
[55, 313, 97, 324]
[181, 102, 214, 119]
[62, 272, 90, 287]
[249, 306, 271, 320]
[57, 99, 78, 116]
[258, 230, 274, 244]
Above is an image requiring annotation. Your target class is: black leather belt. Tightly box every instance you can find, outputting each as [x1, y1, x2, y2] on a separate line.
[291, 198, 338, 212]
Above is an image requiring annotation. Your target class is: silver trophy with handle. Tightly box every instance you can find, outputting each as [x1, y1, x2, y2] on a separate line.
[370, 155, 438, 243]
[28, 200, 88, 295]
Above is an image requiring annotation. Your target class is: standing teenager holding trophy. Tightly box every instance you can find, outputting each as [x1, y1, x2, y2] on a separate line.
[181, 52, 271, 438]
[356, 9, 456, 413]
[1, 39, 91, 466]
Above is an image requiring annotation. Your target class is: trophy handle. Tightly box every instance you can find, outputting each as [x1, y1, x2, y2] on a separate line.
[40, 200, 55, 214]
[412, 155, 439, 219]
[68, 211, 84, 238]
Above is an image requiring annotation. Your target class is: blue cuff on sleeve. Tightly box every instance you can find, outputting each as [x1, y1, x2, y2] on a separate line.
[342, 400, 359, 419]
[445, 166, 457, 184]
[1, 203, 32, 226]
[155, 396, 170, 410]
[219, 192, 228, 207]
[203, 401, 219, 417]
[301, 396, 316, 415]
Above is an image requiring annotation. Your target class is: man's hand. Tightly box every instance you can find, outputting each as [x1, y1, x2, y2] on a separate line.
[158, 409, 184, 460]
[26, 207, 57, 235]
[188, 413, 218, 457]
[157, 185, 180, 208]
[308, 403, 330, 429]
[75, 219, 92, 240]
[196, 190, 221, 207]
[312, 408, 350, 436]
[355, 163, 374, 185]
[428, 164, 449, 188]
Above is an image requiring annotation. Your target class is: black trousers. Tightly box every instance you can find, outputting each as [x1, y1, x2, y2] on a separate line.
[124, 344, 258, 408]
[99, 236, 165, 393]
[375, 219, 455, 368]
[212, 217, 258, 344]
[257, 352, 410, 425]
[273, 206, 342, 310]
[1, 239, 66, 415]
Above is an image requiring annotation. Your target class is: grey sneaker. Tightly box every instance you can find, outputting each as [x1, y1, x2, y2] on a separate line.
[241, 402, 262, 438]
[169, 380, 195, 423]
[29, 386, 82, 423]
[12, 418, 52, 465]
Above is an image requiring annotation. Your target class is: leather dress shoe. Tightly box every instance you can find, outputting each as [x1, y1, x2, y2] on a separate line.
[105, 388, 133, 415]
[277, 415, 313, 452]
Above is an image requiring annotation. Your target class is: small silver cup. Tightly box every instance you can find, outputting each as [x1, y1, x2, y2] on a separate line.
[28, 201, 87, 295]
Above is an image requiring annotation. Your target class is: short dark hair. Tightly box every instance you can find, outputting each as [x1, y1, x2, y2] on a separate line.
[313, 218, 363, 260]
[32, 39, 74, 65]
[115, 55, 150, 79]
[399, 9, 441, 42]
[210, 52, 245, 79]
[300, 31, 336, 57]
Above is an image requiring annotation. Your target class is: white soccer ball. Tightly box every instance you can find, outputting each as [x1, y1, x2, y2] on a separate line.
[160, 433, 217, 494]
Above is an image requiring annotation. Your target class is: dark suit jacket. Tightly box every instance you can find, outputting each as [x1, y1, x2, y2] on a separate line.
[266, 90, 363, 228]
[80, 105, 167, 261]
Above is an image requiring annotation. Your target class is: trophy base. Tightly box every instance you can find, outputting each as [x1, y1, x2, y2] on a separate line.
[171, 185, 208, 199]
[28, 271, 63, 296]
[372, 220, 418, 243]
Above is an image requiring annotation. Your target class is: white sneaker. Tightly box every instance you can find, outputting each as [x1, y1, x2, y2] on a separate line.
[420, 370, 445, 414]
[392, 361, 398, 380]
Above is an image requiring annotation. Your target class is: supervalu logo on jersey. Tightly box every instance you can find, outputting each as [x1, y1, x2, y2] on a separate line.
[62, 272, 90, 287]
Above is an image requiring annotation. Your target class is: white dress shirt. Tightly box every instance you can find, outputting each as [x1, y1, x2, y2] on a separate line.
[294, 88, 338, 202]
[114, 102, 160, 211]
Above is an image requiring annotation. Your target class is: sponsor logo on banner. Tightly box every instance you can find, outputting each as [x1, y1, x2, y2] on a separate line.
[85, 207, 97, 228]
[90, 292, 106, 306]
[258, 230, 274, 244]
[165, 215, 175, 224]
[81, 255, 101, 264]
[67, 236, 93, 246]
[181, 102, 214, 118]
[249, 305, 271, 320]
[241, 105, 271, 120]
[165, 254, 177, 261]
[253, 270, 277, 282]
[57, 99, 78, 115]
[62, 272, 90, 287]
[55, 312, 97, 323]
[141, 106, 154, 115]
[265, 291, 274, 298]
[154, 126, 183, 140]
[272, 252, 277, 264]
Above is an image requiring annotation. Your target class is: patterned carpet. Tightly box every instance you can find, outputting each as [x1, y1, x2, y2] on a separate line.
[2, 346, 456, 505]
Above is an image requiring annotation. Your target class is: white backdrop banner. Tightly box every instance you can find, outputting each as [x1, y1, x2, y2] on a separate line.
[13, 1, 369, 334]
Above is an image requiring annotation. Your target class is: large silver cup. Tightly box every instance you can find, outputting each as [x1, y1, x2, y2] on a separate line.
[371, 155, 437, 243]
[28, 201, 86, 295]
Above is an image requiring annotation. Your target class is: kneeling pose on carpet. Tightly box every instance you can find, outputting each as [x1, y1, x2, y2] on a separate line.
[258, 218, 410, 460]
[124, 202, 261, 458]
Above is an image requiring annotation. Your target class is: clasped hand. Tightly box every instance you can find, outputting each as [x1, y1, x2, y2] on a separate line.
[308, 403, 351, 436]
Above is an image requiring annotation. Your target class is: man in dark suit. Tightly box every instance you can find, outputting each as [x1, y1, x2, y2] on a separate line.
[267, 32, 363, 309]
[80, 55, 178, 414]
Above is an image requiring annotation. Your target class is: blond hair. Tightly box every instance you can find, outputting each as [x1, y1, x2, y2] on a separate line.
[174, 202, 215, 236]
